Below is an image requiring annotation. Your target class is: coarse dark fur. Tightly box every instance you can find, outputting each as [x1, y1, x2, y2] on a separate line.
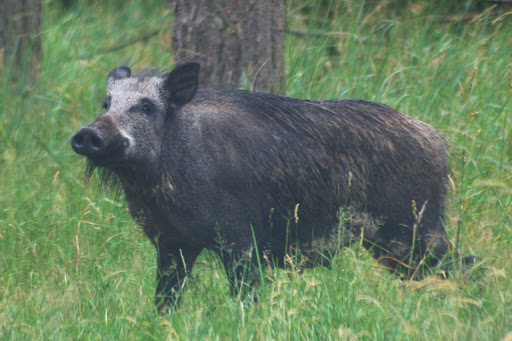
[72, 62, 459, 311]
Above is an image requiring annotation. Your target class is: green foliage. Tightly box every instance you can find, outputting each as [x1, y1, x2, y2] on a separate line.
[1, 0, 511, 339]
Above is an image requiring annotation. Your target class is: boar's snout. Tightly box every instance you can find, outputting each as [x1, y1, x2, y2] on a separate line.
[71, 127, 106, 157]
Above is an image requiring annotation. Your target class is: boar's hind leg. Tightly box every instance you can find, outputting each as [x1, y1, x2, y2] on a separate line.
[154, 243, 202, 311]
[221, 247, 262, 302]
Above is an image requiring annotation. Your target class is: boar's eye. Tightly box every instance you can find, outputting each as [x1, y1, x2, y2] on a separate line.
[102, 96, 111, 110]
[139, 98, 155, 116]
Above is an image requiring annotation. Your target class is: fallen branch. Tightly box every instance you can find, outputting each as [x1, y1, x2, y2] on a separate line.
[98, 29, 162, 54]
[287, 28, 383, 44]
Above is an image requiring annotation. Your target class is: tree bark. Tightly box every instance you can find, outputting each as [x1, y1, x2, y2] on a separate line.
[0, 0, 42, 81]
[171, 0, 286, 93]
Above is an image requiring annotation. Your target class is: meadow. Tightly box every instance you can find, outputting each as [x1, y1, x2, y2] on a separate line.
[1, 0, 511, 339]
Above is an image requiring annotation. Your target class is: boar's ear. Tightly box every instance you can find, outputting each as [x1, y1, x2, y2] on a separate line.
[107, 66, 131, 82]
[163, 62, 200, 107]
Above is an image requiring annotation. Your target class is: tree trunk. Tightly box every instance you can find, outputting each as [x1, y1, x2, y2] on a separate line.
[171, 0, 286, 93]
[0, 0, 42, 81]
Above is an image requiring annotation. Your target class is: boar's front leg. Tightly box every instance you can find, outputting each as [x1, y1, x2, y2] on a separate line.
[154, 242, 202, 311]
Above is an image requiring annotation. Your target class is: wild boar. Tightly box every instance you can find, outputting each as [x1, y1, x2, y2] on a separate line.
[71, 62, 459, 310]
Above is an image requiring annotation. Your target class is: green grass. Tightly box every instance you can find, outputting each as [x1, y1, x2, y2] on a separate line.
[1, 0, 511, 339]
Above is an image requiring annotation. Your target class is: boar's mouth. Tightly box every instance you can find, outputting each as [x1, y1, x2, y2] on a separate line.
[71, 126, 131, 168]
[72, 126, 145, 192]
[84, 160, 121, 191]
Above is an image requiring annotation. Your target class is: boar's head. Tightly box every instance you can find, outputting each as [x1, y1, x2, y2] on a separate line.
[71, 62, 199, 173]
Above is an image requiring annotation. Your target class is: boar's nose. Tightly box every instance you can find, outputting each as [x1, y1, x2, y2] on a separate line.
[71, 127, 106, 156]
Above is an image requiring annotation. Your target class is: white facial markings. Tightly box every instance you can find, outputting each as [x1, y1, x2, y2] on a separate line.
[107, 77, 165, 115]
[105, 76, 166, 162]
[119, 128, 135, 154]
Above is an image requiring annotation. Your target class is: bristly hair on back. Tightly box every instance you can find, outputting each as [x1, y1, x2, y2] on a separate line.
[85, 161, 123, 198]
